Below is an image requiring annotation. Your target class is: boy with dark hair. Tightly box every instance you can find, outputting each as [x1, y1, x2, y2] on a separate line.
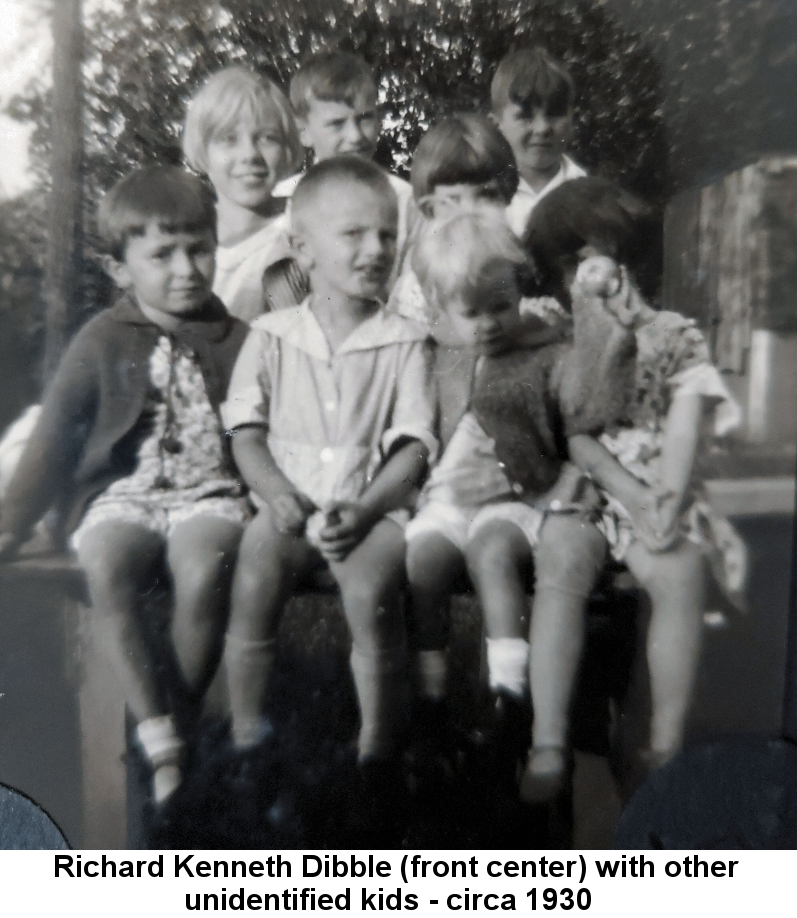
[0, 165, 251, 806]
[491, 46, 586, 237]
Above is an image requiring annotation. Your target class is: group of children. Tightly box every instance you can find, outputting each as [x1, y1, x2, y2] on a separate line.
[0, 44, 745, 827]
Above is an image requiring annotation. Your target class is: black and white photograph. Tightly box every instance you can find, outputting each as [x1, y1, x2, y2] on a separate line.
[0, 0, 796, 852]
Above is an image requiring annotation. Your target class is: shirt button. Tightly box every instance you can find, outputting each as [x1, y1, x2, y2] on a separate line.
[325, 400, 336, 412]
[512, 482, 524, 495]
[320, 447, 334, 463]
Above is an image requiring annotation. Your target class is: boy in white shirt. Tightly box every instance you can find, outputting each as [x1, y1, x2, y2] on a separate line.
[221, 159, 436, 798]
[491, 47, 586, 238]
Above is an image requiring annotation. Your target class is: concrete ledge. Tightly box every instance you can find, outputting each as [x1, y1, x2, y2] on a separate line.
[705, 477, 796, 517]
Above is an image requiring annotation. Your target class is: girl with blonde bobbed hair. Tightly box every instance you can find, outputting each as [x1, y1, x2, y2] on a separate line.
[183, 66, 304, 321]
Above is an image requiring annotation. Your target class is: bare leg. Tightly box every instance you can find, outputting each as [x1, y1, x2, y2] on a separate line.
[466, 520, 532, 641]
[224, 506, 317, 748]
[521, 516, 607, 802]
[168, 515, 243, 703]
[529, 515, 607, 750]
[77, 520, 167, 723]
[625, 539, 705, 761]
[77, 520, 182, 803]
[406, 532, 466, 699]
[331, 519, 408, 762]
[466, 520, 533, 790]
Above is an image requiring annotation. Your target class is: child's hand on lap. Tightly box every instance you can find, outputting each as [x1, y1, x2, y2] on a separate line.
[317, 501, 375, 562]
[647, 489, 683, 552]
[270, 491, 316, 536]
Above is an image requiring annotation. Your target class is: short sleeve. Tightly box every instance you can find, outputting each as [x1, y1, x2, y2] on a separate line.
[380, 338, 439, 463]
[220, 327, 272, 430]
[669, 363, 742, 436]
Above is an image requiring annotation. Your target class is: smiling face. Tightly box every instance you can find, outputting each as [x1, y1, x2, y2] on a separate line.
[496, 102, 573, 186]
[445, 260, 523, 355]
[293, 179, 398, 303]
[299, 87, 381, 161]
[205, 108, 290, 211]
[109, 221, 216, 317]
[423, 181, 509, 220]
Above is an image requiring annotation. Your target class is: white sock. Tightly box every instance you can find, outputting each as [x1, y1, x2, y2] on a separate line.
[136, 715, 184, 804]
[416, 649, 448, 701]
[486, 637, 529, 699]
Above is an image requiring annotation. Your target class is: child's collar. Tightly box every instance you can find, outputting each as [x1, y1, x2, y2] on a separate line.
[112, 292, 235, 342]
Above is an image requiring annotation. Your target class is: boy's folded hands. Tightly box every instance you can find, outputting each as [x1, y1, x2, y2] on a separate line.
[313, 501, 376, 563]
[270, 490, 317, 536]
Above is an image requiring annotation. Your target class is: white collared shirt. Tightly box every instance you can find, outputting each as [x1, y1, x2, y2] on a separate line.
[222, 299, 437, 508]
[213, 215, 291, 323]
[505, 155, 586, 237]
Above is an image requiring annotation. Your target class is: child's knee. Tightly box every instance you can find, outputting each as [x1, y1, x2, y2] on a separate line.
[629, 540, 705, 597]
[467, 523, 526, 580]
[535, 517, 606, 596]
[77, 522, 162, 587]
[407, 532, 463, 587]
[168, 518, 242, 588]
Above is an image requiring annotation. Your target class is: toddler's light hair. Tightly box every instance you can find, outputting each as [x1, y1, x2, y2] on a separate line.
[412, 212, 532, 310]
[290, 50, 377, 120]
[182, 66, 303, 177]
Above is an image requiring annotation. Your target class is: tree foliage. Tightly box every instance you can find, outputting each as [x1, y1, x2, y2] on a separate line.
[38, 0, 667, 206]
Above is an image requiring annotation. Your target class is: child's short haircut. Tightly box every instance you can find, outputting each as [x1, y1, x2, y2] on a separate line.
[292, 155, 395, 227]
[412, 212, 532, 309]
[524, 176, 651, 297]
[491, 46, 574, 117]
[97, 165, 217, 261]
[410, 114, 519, 206]
[290, 50, 377, 120]
[183, 66, 303, 177]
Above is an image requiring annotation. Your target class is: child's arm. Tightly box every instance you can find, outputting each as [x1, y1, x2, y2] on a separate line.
[653, 390, 705, 536]
[319, 438, 429, 562]
[320, 337, 437, 562]
[0, 328, 99, 557]
[223, 327, 315, 534]
[568, 434, 669, 550]
[230, 427, 315, 534]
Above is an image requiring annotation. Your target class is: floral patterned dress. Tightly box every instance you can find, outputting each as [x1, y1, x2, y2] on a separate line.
[70, 335, 250, 549]
[597, 307, 747, 606]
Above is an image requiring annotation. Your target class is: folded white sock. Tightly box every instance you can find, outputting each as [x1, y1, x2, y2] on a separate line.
[486, 637, 529, 699]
